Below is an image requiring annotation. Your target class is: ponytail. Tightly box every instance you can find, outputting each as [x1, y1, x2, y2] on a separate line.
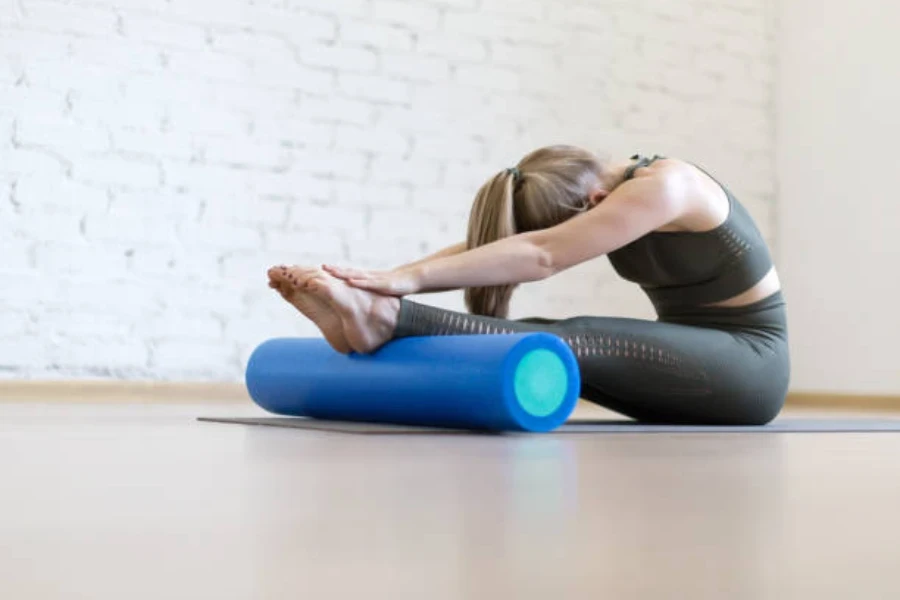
[463, 145, 605, 319]
[464, 170, 518, 318]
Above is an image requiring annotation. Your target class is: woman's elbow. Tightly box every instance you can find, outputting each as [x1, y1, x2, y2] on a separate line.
[533, 247, 559, 280]
[524, 233, 565, 280]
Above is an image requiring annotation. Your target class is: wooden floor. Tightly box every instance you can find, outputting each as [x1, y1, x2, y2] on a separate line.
[1, 400, 899, 599]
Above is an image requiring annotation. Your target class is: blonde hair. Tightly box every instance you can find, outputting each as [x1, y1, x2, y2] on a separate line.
[464, 145, 606, 318]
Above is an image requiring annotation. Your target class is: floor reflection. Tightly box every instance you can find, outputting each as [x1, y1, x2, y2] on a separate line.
[240, 427, 787, 598]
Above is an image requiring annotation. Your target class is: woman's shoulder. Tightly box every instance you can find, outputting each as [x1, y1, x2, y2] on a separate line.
[633, 157, 720, 194]
[622, 156, 733, 233]
[628, 156, 690, 184]
[626, 156, 694, 198]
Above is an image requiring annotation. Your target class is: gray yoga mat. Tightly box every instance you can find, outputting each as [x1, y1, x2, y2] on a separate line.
[198, 416, 900, 435]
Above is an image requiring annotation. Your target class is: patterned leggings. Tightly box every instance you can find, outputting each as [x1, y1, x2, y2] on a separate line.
[392, 293, 790, 425]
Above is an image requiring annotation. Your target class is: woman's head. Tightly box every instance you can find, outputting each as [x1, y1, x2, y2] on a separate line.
[464, 145, 608, 318]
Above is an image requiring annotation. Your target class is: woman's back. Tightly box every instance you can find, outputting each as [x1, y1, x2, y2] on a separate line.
[608, 155, 781, 315]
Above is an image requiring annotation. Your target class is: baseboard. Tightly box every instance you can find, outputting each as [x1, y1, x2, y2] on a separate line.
[0, 380, 247, 402]
[1, 381, 898, 411]
[786, 392, 900, 412]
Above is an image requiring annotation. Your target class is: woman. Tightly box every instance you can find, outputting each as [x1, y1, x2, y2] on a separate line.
[268, 146, 789, 425]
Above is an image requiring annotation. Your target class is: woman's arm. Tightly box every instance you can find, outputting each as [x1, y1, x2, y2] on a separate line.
[394, 241, 466, 272]
[388, 241, 467, 294]
[324, 242, 466, 294]
[414, 173, 686, 292]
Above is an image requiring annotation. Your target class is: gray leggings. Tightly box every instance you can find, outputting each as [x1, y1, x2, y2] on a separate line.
[393, 293, 790, 425]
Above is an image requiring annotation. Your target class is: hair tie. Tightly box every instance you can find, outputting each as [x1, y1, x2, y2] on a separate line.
[505, 167, 521, 182]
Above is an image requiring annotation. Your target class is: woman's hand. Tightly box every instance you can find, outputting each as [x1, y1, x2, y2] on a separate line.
[322, 264, 422, 296]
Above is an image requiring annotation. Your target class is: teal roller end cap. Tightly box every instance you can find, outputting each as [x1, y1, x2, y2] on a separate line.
[513, 348, 569, 417]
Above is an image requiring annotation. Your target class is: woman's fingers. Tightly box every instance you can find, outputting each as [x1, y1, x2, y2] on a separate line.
[325, 265, 385, 283]
[324, 264, 366, 280]
[323, 266, 351, 280]
[348, 277, 381, 291]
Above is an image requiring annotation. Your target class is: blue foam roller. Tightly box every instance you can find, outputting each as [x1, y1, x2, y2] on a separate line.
[245, 333, 580, 433]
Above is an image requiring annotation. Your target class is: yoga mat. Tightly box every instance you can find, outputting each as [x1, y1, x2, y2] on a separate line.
[198, 416, 900, 435]
[245, 334, 580, 433]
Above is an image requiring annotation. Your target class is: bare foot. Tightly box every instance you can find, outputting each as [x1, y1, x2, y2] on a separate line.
[268, 265, 351, 354]
[305, 271, 400, 354]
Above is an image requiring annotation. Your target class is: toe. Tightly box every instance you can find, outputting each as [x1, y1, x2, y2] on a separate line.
[268, 266, 289, 282]
[284, 270, 302, 288]
[286, 266, 321, 288]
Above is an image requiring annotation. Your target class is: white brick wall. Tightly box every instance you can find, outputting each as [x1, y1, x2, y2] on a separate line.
[0, 0, 777, 381]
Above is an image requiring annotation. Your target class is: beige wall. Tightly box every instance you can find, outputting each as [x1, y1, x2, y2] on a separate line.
[777, 1, 900, 393]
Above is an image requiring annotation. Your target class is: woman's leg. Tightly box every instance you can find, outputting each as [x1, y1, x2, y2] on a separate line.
[516, 317, 561, 325]
[271, 268, 787, 425]
[394, 301, 789, 425]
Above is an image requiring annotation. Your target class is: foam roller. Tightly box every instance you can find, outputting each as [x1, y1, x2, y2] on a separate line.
[245, 333, 580, 433]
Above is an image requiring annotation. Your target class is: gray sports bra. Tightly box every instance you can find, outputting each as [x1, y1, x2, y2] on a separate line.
[606, 155, 774, 314]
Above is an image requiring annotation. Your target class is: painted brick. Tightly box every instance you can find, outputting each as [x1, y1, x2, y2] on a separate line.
[416, 33, 488, 61]
[335, 124, 409, 154]
[20, 1, 118, 36]
[301, 44, 378, 73]
[120, 12, 211, 50]
[373, 1, 440, 31]
[380, 52, 450, 82]
[0, 0, 777, 381]
[286, 0, 369, 18]
[340, 20, 415, 51]
[71, 155, 161, 189]
[338, 73, 411, 103]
